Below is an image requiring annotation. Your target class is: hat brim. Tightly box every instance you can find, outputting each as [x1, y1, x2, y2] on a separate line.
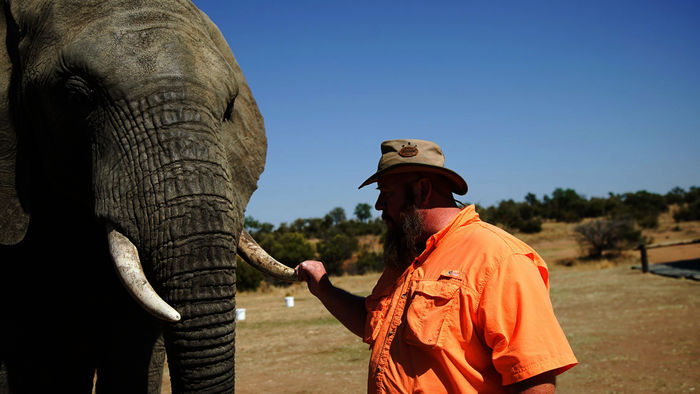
[359, 164, 468, 195]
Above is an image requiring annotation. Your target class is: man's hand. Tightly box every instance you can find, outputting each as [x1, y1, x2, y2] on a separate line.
[294, 260, 367, 338]
[295, 260, 331, 298]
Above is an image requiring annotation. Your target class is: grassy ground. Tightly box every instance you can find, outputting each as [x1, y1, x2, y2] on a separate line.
[233, 275, 378, 393]
[232, 269, 698, 393]
[167, 213, 700, 393]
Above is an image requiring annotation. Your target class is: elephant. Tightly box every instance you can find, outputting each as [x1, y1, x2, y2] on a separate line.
[0, 0, 293, 393]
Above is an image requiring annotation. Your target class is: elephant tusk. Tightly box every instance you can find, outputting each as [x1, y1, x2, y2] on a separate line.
[107, 226, 181, 322]
[237, 229, 296, 282]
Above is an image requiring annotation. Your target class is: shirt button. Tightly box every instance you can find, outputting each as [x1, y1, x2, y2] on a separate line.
[388, 331, 394, 336]
[401, 293, 407, 298]
[376, 367, 382, 373]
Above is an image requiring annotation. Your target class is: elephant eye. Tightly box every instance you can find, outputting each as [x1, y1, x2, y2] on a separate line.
[64, 75, 96, 107]
[223, 97, 235, 122]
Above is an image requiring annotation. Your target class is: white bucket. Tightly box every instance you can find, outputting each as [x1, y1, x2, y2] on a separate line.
[235, 308, 246, 321]
[284, 296, 294, 307]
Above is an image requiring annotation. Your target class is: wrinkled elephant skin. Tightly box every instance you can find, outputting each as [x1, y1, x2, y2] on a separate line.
[0, 1, 267, 393]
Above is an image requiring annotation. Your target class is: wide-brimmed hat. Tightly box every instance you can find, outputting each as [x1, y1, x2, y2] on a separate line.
[358, 139, 468, 195]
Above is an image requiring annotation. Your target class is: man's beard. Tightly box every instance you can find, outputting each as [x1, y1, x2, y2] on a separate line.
[383, 206, 425, 271]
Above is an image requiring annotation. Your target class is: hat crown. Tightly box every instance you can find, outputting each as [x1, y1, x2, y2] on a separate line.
[378, 139, 445, 171]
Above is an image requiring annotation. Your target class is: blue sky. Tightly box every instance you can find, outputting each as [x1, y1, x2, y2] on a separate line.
[194, 1, 700, 226]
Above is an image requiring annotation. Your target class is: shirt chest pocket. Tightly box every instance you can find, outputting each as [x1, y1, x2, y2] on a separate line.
[404, 280, 460, 349]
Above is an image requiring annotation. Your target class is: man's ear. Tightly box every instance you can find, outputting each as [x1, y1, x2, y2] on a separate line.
[412, 178, 433, 208]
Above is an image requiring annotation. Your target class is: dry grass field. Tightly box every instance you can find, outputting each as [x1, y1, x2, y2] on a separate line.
[162, 213, 700, 393]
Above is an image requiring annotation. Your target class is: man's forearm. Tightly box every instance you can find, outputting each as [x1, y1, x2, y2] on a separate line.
[316, 278, 367, 338]
[295, 260, 367, 338]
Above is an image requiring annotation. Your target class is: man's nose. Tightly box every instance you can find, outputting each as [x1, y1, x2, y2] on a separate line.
[375, 194, 385, 211]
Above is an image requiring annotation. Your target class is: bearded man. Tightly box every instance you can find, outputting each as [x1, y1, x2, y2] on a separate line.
[295, 139, 577, 393]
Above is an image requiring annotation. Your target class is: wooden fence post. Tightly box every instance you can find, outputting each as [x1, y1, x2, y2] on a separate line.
[636, 239, 699, 274]
[639, 244, 648, 273]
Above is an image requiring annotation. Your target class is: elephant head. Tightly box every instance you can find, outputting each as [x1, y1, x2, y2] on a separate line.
[0, 1, 291, 392]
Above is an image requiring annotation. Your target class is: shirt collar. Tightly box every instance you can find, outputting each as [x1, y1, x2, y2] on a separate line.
[415, 205, 480, 265]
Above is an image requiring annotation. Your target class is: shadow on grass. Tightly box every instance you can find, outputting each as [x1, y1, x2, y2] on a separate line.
[632, 258, 700, 280]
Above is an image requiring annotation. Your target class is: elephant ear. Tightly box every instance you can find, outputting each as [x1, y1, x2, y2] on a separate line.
[0, 5, 29, 245]
[199, 10, 267, 211]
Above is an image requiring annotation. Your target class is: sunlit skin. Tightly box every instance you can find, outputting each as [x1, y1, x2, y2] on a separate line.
[295, 172, 557, 393]
[376, 173, 462, 240]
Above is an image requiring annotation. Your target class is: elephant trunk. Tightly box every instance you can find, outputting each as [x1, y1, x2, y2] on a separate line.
[149, 192, 240, 393]
[93, 97, 243, 391]
[158, 225, 239, 393]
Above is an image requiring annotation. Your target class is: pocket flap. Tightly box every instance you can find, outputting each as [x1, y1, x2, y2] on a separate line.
[411, 280, 460, 301]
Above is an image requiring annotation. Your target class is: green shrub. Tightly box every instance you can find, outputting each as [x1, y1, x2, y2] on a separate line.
[685, 186, 700, 204]
[317, 234, 359, 275]
[585, 197, 609, 217]
[673, 200, 700, 222]
[542, 188, 588, 222]
[480, 199, 543, 234]
[615, 190, 667, 228]
[327, 207, 347, 225]
[334, 218, 386, 237]
[258, 232, 316, 268]
[574, 218, 641, 258]
[665, 186, 686, 205]
[672, 187, 700, 222]
[244, 216, 274, 237]
[354, 203, 373, 222]
[236, 256, 264, 291]
[519, 218, 543, 234]
[353, 249, 383, 274]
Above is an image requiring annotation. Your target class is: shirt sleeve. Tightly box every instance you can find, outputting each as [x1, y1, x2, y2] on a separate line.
[477, 253, 577, 385]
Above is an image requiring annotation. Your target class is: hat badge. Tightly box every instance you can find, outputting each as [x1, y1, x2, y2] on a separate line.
[398, 142, 419, 157]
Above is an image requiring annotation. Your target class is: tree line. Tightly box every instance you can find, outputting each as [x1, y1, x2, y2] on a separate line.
[478, 186, 700, 233]
[237, 186, 700, 290]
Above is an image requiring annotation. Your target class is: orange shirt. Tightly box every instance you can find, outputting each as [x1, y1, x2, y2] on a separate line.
[364, 206, 577, 393]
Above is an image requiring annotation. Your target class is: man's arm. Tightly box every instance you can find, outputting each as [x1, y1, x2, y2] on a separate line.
[295, 260, 367, 337]
[506, 370, 556, 394]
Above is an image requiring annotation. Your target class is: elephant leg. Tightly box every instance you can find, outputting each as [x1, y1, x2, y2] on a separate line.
[94, 284, 164, 394]
[3, 327, 96, 393]
[148, 335, 167, 394]
[0, 243, 97, 393]
[0, 360, 8, 393]
[95, 320, 163, 393]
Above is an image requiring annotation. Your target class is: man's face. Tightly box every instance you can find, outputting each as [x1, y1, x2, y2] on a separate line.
[375, 174, 425, 270]
[375, 174, 416, 229]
